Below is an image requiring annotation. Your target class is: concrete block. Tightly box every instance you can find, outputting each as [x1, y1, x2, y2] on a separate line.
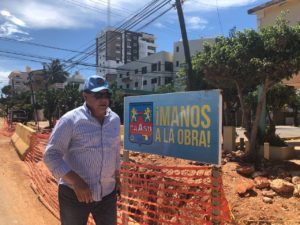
[11, 123, 36, 160]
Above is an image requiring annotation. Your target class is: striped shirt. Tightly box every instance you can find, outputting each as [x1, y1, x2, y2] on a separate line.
[43, 103, 120, 201]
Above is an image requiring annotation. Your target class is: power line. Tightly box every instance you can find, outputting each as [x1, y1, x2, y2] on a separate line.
[66, 0, 173, 70]
[0, 37, 96, 55]
[215, 0, 224, 36]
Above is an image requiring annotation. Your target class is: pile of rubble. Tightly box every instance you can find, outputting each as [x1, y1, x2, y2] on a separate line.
[223, 151, 300, 204]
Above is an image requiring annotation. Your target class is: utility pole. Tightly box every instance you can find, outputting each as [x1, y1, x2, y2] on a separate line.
[28, 72, 40, 131]
[175, 0, 194, 91]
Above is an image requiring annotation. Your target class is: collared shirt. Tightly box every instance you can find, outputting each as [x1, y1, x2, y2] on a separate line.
[44, 103, 120, 201]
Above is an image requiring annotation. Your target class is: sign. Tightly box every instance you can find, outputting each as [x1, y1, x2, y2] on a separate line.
[124, 90, 222, 165]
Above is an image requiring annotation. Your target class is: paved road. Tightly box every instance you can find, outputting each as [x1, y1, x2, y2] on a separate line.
[236, 126, 300, 140]
[0, 134, 59, 225]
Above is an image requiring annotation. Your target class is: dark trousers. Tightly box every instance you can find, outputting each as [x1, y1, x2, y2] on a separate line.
[58, 185, 117, 225]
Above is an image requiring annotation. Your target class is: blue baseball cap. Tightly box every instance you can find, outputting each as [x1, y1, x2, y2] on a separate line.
[83, 75, 110, 92]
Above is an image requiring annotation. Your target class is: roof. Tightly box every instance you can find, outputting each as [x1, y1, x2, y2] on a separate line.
[248, 0, 286, 14]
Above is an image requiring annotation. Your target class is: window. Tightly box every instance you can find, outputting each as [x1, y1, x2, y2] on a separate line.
[151, 78, 157, 84]
[119, 74, 122, 78]
[147, 46, 156, 51]
[126, 84, 130, 89]
[143, 80, 147, 85]
[158, 61, 161, 71]
[151, 63, 157, 72]
[126, 72, 130, 76]
[165, 61, 173, 72]
[135, 82, 138, 87]
[119, 85, 123, 89]
[176, 46, 179, 52]
[142, 66, 147, 74]
[176, 61, 179, 67]
[135, 69, 138, 74]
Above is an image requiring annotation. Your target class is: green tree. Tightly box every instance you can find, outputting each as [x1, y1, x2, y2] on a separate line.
[43, 59, 69, 89]
[193, 17, 300, 160]
[41, 59, 69, 127]
[59, 83, 84, 115]
[1, 85, 13, 96]
[37, 89, 62, 128]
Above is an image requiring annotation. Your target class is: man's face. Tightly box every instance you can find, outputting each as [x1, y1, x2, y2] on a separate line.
[84, 90, 111, 117]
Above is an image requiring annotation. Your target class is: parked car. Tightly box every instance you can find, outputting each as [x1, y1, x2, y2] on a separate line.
[8, 110, 28, 124]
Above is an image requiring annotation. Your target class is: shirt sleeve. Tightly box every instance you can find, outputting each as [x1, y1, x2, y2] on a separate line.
[43, 117, 73, 179]
[116, 126, 121, 171]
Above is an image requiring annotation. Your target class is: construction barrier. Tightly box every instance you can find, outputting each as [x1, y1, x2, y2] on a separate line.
[11, 123, 36, 160]
[0, 121, 233, 224]
[118, 162, 232, 225]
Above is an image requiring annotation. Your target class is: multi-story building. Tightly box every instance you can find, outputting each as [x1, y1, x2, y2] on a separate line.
[96, 28, 156, 83]
[67, 71, 85, 90]
[8, 67, 85, 93]
[116, 51, 173, 92]
[8, 70, 30, 94]
[113, 38, 216, 92]
[248, 0, 300, 88]
[173, 38, 215, 70]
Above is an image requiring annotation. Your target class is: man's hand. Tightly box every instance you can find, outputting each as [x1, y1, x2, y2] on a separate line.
[115, 170, 121, 197]
[63, 171, 93, 203]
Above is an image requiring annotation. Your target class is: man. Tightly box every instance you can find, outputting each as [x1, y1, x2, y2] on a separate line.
[44, 75, 120, 225]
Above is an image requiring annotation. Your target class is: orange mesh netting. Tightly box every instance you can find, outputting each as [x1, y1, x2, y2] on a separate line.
[118, 162, 232, 225]
[22, 132, 232, 225]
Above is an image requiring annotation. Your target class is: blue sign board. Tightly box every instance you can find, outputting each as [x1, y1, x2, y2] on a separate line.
[124, 90, 222, 165]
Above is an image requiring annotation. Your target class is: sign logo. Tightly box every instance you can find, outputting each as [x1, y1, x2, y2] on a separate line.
[129, 102, 153, 145]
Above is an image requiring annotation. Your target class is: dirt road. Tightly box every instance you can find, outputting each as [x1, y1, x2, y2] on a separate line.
[0, 134, 59, 225]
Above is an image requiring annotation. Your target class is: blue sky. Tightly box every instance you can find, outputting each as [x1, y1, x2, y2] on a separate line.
[0, 0, 267, 89]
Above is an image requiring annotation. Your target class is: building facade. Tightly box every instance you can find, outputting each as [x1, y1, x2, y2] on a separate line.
[8, 67, 84, 93]
[8, 70, 30, 94]
[116, 51, 173, 92]
[173, 38, 215, 70]
[96, 28, 156, 83]
[248, 0, 300, 88]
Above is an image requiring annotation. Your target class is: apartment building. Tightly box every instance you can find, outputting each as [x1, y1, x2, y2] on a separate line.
[116, 51, 174, 92]
[248, 0, 300, 88]
[8, 67, 85, 93]
[173, 38, 215, 70]
[96, 28, 156, 83]
[8, 70, 30, 94]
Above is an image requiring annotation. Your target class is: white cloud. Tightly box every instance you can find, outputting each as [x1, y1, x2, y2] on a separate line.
[0, 10, 29, 38]
[0, 70, 10, 90]
[0, 22, 29, 36]
[0, 0, 146, 30]
[153, 22, 166, 28]
[186, 16, 208, 30]
[1, 10, 26, 27]
[183, 0, 258, 12]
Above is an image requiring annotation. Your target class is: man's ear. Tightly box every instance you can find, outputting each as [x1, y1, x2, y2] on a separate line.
[82, 92, 87, 100]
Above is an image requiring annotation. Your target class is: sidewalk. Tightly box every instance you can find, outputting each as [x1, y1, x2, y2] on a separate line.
[236, 126, 300, 151]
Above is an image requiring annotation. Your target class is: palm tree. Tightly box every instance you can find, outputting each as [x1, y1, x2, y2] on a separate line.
[42, 59, 69, 127]
[43, 59, 69, 89]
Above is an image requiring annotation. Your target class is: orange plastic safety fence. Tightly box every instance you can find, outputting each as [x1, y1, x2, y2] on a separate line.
[24, 133, 97, 225]
[22, 132, 232, 225]
[117, 162, 233, 225]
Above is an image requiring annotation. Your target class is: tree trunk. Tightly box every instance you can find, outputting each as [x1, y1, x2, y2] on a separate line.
[248, 81, 270, 161]
[294, 108, 299, 127]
